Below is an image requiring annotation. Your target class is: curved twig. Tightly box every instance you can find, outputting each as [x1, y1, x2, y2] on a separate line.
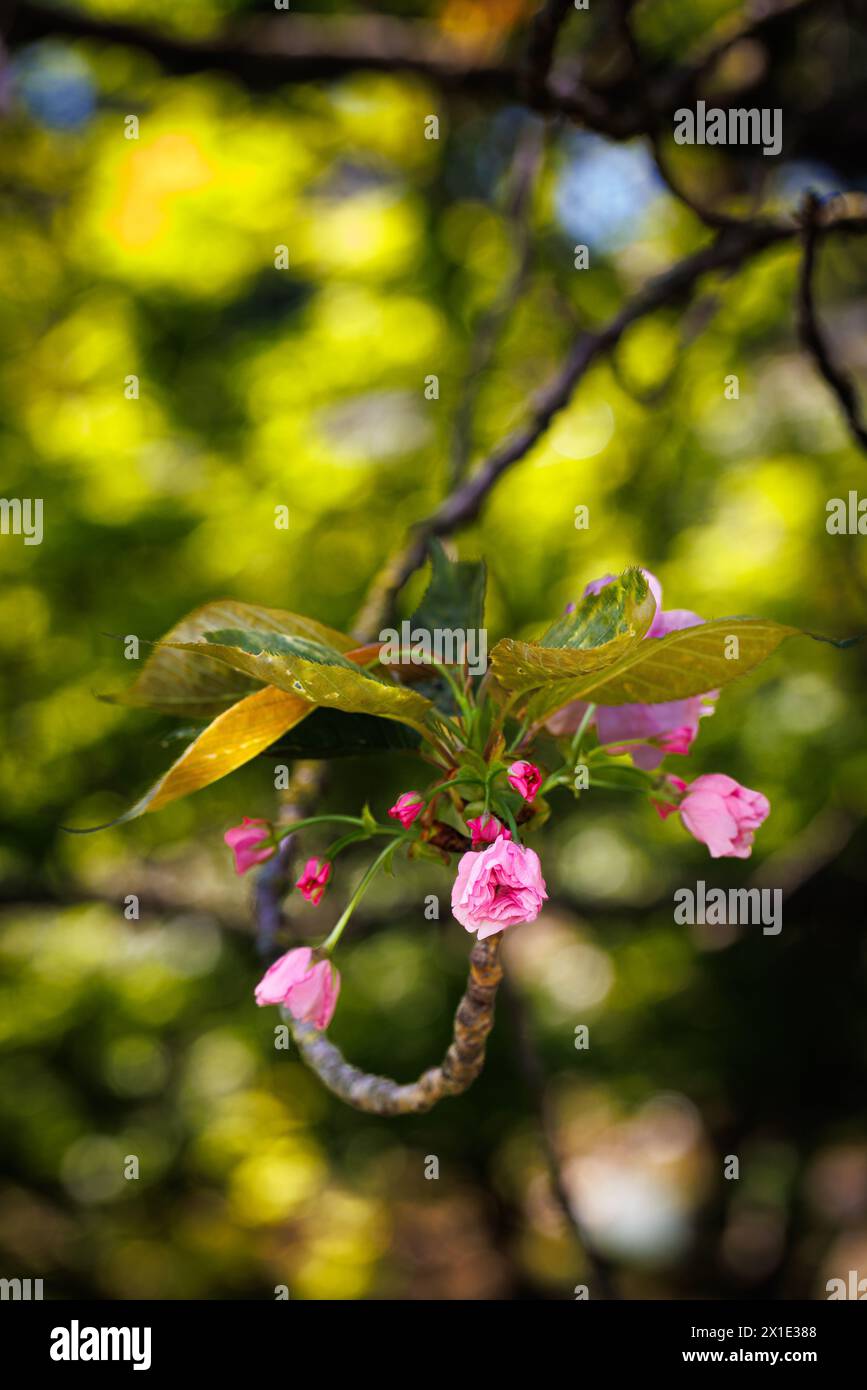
[287, 932, 504, 1115]
[797, 191, 867, 454]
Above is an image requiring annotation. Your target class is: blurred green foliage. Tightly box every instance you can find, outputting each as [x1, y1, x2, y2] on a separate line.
[1, 0, 867, 1300]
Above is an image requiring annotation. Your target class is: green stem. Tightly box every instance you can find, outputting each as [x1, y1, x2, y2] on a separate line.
[569, 703, 597, 760]
[424, 775, 478, 802]
[323, 827, 403, 859]
[432, 661, 473, 721]
[488, 690, 519, 747]
[500, 801, 522, 844]
[272, 814, 371, 845]
[586, 737, 652, 759]
[505, 716, 533, 755]
[319, 840, 403, 954]
[539, 771, 570, 795]
[585, 780, 649, 793]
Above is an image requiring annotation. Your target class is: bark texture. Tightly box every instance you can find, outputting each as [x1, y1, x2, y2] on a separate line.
[287, 932, 504, 1115]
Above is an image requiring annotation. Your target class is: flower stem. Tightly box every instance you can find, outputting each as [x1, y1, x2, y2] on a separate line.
[586, 738, 652, 759]
[319, 840, 403, 954]
[271, 814, 369, 842]
[432, 661, 473, 721]
[323, 827, 403, 859]
[569, 703, 597, 760]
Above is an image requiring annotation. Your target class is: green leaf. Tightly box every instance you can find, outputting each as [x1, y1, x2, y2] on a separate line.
[525, 617, 854, 725]
[541, 568, 655, 649]
[164, 631, 436, 735]
[112, 600, 358, 718]
[490, 567, 656, 694]
[204, 628, 367, 673]
[410, 538, 486, 638]
[265, 708, 421, 758]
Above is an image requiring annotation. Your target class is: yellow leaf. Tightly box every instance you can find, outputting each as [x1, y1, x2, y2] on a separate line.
[128, 684, 311, 818]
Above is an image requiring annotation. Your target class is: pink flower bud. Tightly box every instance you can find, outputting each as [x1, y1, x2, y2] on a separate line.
[677, 774, 770, 859]
[388, 791, 424, 828]
[224, 817, 274, 875]
[254, 947, 340, 1030]
[507, 760, 542, 803]
[654, 724, 696, 756]
[451, 838, 548, 941]
[466, 813, 512, 849]
[295, 857, 332, 905]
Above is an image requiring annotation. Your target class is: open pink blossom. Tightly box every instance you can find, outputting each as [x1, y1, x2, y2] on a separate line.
[255, 947, 340, 1029]
[466, 813, 511, 848]
[547, 570, 717, 769]
[507, 760, 542, 803]
[224, 817, 274, 875]
[388, 791, 424, 828]
[677, 774, 770, 859]
[451, 838, 548, 941]
[295, 857, 332, 905]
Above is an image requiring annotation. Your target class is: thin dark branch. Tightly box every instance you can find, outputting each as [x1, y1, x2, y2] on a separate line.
[500, 971, 620, 1299]
[363, 207, 867, 619]
[522, 0, 574, 105]
[614, 0, 743, 231]
[448, 118, 547, 486]
[4, 4, 515, 93]
[797, 191, 867, 454]
[5, 0, 826, 146]
[254, 760, 329, 959]
[678, 0, 824, 96]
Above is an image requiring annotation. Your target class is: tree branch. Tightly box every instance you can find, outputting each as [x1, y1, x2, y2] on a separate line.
[522, 0, 574, 106]
[797, 191, 867, 454]
[355, 207, 867, 619]
[287, 930, 504, 1116]
[6, 0, 828, 148]
[5, 3, 517, 96]
[448, 116, 547, 486]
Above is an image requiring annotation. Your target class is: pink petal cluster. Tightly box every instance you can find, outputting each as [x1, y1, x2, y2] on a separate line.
[656, 774, 770, 859]
[451, 838, 548, 941]
[255, 947, 340, 1029]
[679, 774, 770, 859]
[655, 724, 696, 756]
[388, 791, 424, 828]
[548, 570, 717, 768]
[295, 857, 332, 905]
[224, 817, 274, 875]
[507, 760, 542, 802]
[466, 813, 511, 849]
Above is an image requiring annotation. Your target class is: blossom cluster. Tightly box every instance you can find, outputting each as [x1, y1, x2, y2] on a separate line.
[223, 569, 770, 1034]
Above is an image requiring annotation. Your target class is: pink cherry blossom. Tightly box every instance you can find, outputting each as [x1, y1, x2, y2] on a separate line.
[547, 570, 717, 768]
[451, 838, 548, 941]
[295, 857, 332, 905]
[507, 760, 543, 803]
[388, 791, 425, 828]
[254, 947, 340, 1029]
[677, 774, 770, 859]
[466, 813, 512, 849]
[224, 817, 274, 875]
